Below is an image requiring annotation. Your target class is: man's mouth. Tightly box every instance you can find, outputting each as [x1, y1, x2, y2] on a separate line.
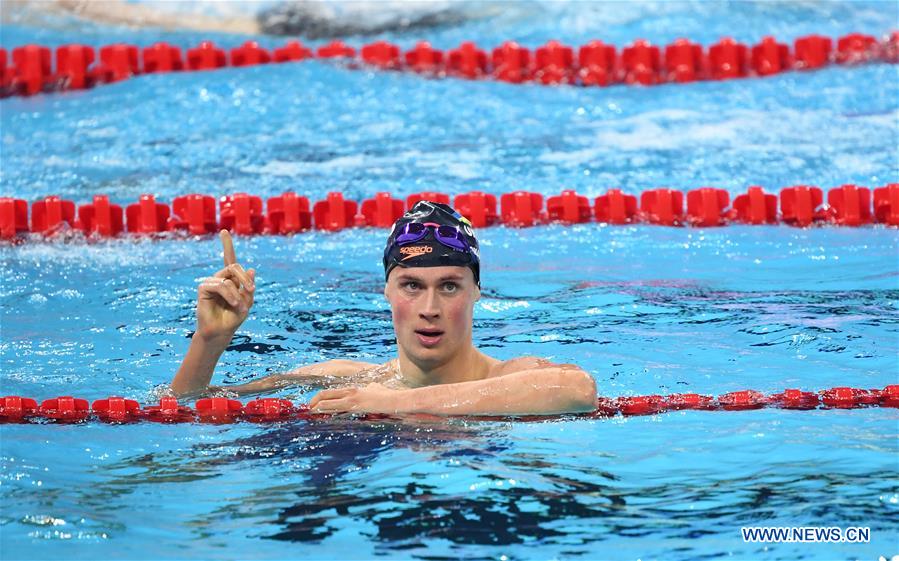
[414, 328, 444, 347]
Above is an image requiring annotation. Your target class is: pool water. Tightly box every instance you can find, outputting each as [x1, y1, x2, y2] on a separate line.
[1, 2, 898, 559]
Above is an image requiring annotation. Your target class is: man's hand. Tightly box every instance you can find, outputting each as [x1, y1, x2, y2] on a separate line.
[309, 383, 405, 414]
[195, 230, 256, 343]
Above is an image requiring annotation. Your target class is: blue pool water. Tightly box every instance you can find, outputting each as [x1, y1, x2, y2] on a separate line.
[1, 2, 898, 559]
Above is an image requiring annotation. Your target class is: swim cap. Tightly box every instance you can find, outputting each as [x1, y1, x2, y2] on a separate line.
[383, 201, 480, 287]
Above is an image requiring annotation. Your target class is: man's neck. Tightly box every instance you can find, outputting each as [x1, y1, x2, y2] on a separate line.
[397, 345, 492, 387]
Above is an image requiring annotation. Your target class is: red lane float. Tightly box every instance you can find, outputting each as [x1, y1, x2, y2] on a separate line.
[2, 32, 895, 98]
[142, 42, 183, 73]
[640, 188, 684, 226]
[687, 187, 729, 227]
[171, 194, 217, 235]
[718, 390, 766, 410]
[54, 45, 96, 91]
[769, 389, 820, 410]
[535, 41, 575, 85]
[447, 42, 488, 79]
[78, 195, 124, 237]
[317, 40, 355, 59]
[578, 41, 617, 86]
[361, 41, 401, 70]
[98, 44, 140, 83]
[665, 39, 703, 83]
[0, 197, 29, 238]
[752, 36, 791, 76]
[827, 184, 872, 226]
[267, 192, 311, 233]
[273, 41, 313, 63]
[795, 35, 832, 70]
[836, 33, 879, 64]
[313, 191, 359, 231]
[500, 191, 547, 227]
[547, 190, 591, 224]
[492, 41, 532, 83]
[874, 183, 899, 225]
[616, 394, 666, 415]
[730, 186, 778, 224]
[10, 45, 52, 96]
[145, 396, 196, 423]
[622, 40, 661, 85]
[594, 189, 638, 224]
[195, 397, 243, 423]
[244, 398, 295, 422]
[708, 37, 749, 80]
[92, 396, 142, 423]
[3, 184, 899, 241]
[666, 393, 716, 410]
[30, 196, 76, 234]
[0, 396, 38, 422]
[187, 41, 227, 71]
[780, 185, 825, 227]
[405, 41, 444, 75]
[2, 385, 896, 424]
[39, 396, 90, 423]
[219, 193, 265, 235]
[126, 194, 170, 234]
[454, 191, 500, 228]
[230, 41, 271, 67]
[361, 192, 405, 227]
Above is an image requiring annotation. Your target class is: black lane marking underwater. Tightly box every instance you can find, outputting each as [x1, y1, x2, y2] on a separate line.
[250, 422, 627, 550]
[97, 418, 622, 550]
[226, 336, 289, 355]
[61, 435, 896, 560]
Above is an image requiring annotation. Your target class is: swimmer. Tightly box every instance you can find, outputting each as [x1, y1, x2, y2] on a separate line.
[170, 201, 597, 416]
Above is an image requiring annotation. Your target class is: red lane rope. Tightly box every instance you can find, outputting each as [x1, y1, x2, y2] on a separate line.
[1, 385, 896, 424]
[1, 32, 896, 98]
[1, 184, 897, 241]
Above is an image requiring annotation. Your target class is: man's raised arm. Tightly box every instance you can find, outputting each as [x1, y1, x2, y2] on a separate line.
[170, 230, 255, 395]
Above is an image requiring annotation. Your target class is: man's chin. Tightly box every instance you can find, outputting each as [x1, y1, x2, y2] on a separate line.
[401, 343, 449, 368]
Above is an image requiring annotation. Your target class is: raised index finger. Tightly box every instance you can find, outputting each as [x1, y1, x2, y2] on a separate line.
[220, 230, 237, 266]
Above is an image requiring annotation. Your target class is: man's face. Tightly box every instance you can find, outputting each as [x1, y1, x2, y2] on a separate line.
[384, 266, 480, 370]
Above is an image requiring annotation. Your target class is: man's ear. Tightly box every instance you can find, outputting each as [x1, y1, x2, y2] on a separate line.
[383, 282, 389, 300]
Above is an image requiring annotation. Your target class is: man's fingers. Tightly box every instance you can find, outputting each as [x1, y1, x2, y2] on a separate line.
[220, 230, 236, 267]
[199, 277, 242, 307]
[228, 263, 255, 292]
[310, 398, 355, 413]
[309, 388, 355, 408]
[210, 264, 254, 293]
[244, 269, 257, 306]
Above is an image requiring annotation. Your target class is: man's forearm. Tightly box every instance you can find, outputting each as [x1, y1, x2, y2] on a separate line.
[170, 334, 230, 396]
[399, 367, 598, 416]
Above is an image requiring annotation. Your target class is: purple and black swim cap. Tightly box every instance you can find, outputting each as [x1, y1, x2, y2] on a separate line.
[383, 201, 480, 287]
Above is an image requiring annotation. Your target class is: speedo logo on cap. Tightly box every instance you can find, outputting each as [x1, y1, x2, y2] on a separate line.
[400, 246, 433, 260]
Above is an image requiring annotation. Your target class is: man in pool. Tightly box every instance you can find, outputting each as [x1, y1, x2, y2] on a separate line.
[170, 201, 597, 416]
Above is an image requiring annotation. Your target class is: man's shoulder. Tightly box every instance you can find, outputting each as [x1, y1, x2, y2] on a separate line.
[488, 355, 556, 377]
[286, 359, 387, 378]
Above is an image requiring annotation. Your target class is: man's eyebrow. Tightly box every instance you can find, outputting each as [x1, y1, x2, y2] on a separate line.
[395, 273, 423, 282]
[394, 273, 465, 282]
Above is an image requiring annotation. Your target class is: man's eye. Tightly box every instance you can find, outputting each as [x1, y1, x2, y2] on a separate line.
[442, 283, 458, 292]
[402, 282, 419, 290]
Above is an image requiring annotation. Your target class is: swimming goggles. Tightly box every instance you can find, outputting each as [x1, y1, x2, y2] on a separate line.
[393, 222, 477, 259]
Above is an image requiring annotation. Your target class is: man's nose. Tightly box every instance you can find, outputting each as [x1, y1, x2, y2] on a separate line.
[418, 288, 440, 319]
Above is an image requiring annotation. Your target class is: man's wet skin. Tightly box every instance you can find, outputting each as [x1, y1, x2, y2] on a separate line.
[171, 210, 597, 416]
